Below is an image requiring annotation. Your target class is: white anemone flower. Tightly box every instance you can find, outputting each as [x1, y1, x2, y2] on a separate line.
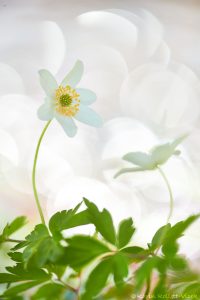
[37, 60, 103, 137]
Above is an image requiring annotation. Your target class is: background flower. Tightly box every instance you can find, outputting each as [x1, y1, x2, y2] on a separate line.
[0, 1, 200, 267]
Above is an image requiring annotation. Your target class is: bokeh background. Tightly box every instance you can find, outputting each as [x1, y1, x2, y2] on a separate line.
[0, 0, 200, 269]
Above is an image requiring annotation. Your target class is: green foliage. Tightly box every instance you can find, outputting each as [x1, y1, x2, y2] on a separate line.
[135, 256, 162, 292]
[152, 275, 168, 299]
[112, 252, 129, 287]
[149, 223, 171, 251]
[120, 246, 148, 262]
[0, 200, 199, 300]
[62, 235, 111, 269]
[103, 284, 133, 300]
[117, 218, 135, 249]
[82, 258, 112, 299]
[163, 214, 200, 243]
[182, 283, 200, 298]
[0, 216, 27, 244]
[31, 283, 65, 300]
[84, 199, 116, 245]
[3, 281, 46, 297]
[49, 202, 90, 240]
[23, 224, 64, 268]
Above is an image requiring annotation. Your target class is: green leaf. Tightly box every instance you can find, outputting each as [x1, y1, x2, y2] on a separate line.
[32, 283, 64, 300]
[123, 152, 155, 169]
[25, 224, 49, 243]
[150, 224, 171, 251]
[135, 257, 161, 292]
[23, 224, 63, 268]
[170, 256, 187, 270]
[11, 240, 28, 251]
[0, 273, 19, 283]
[3, 216, 27, 236]
[112, 253, 128, 288]
[46, 265, 66, 279]
[32, 237, 64, 268]
[5, 263, 50, 281]
[169, 268, 199, 284]
[152, 276, 168, 299]
[83, 253, 129, 298]
[4, 297, 24, 300]
[8, 251, 23, 262]
[23, 224, 49, 267]
[120, 246, 148, 262]
[64, 210, 90, 229]
[49, 202, 90, 240]
[84, 199, 116, 245]
[3, 280, 44, 296]
[162, 241, 179, 258]
[182, 283, 200, 299]
[103, 284, 134, 300]
[61, 235, 110, 269]
[164, 215, 200, 243]
[0, 216, 27, 243]
[82, 258, 112, 299]
[117, 218, 135, 249]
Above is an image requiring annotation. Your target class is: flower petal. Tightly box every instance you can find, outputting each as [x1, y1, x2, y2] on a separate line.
[74, 104, 103, 127]
[76, 88, 97, 105]
[123, 152, 155, 169]
[39, 69, 58, 97]
[61, 60, 84, 88]
[37, 100, 54, 121]
[55, 113, 77, 137]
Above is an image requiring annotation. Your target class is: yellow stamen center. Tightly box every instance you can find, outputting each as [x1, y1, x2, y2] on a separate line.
[55, 85, 80, 117]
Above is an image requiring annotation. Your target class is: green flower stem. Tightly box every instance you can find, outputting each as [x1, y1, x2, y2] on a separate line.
[32, 120, 52, 224]
[149, 167, 175, 291]
[157, 166, 174, 223]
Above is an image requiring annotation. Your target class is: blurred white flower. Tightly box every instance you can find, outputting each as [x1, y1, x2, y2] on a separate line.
[63, 9, 169, 119]
[0, 8, 199, 255]
[120, 62, 200, 135]
[100, 117, 197, 228]
[0, 19, 66, 94]
[0, 63, 24, 97]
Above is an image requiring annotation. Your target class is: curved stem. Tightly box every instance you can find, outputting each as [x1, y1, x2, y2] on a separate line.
[145, 167, 174, 294]
[157, 166, 174, 223]
[32, 121, 51, 224]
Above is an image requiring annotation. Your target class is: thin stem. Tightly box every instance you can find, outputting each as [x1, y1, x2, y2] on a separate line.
[56, 278, 77, 294]
[143, 276, 151, 300]
[32, 120, 51, 224]
[140, 167, 173, 300]
[76, 271, 82, 300]
[157, 166, 174, 223]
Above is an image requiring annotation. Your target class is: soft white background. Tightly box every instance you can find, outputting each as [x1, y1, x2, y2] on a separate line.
[0, 0, 200, 267]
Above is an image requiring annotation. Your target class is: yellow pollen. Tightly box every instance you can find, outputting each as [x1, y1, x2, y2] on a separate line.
[55, 85, 80, 117]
